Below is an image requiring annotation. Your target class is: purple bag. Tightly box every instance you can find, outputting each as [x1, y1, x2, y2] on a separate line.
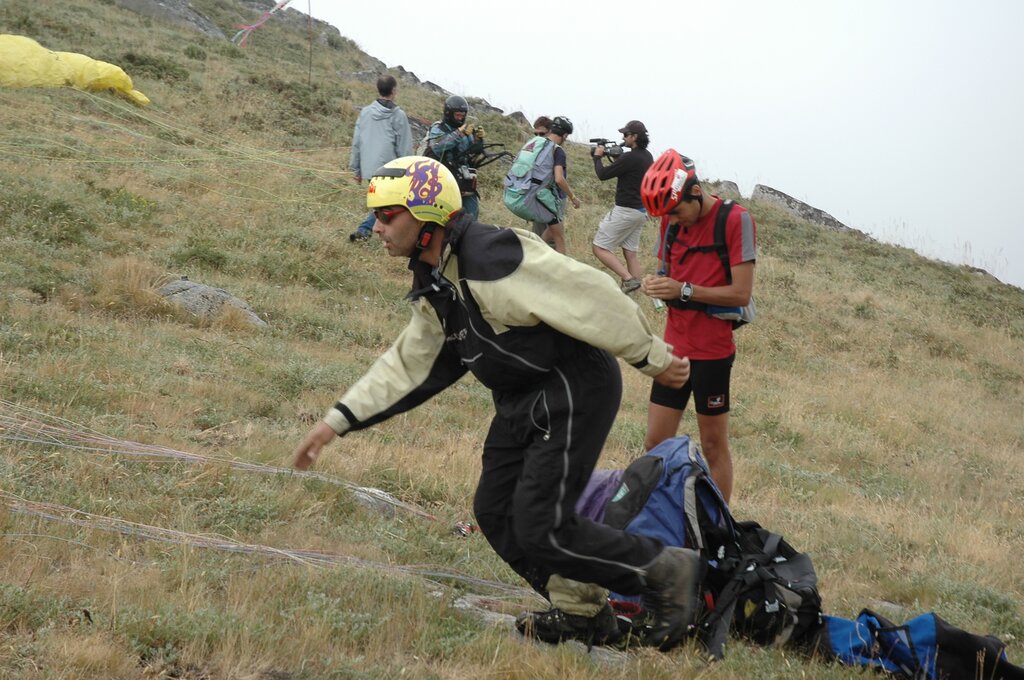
[574, 469, 623, 524]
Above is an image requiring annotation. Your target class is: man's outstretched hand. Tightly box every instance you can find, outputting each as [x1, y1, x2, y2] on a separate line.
[653, 355, 690, 389]
[292, 421, 337, 470]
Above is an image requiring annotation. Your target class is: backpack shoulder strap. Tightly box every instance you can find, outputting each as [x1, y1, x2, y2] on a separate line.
[531, 140, 557, 185]
[661, 222, 681, 271]
[713, 199, 735, 284]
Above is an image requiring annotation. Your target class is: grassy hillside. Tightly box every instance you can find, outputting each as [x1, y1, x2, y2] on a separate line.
[2, 1, 1023, 678]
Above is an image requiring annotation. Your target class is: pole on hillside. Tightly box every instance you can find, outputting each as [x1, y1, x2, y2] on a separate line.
[307, 1, 313, 89]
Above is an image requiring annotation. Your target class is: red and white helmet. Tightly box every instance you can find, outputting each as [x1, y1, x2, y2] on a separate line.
[641, 149, 698, 217]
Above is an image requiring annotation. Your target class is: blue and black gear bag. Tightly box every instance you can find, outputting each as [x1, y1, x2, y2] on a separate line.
[603, 435, 735, 559]
[813, 609, 1024, 679]
[599, 437, 822, 659]
[699, 520, 823, 656]
[601, 436, 744, 656]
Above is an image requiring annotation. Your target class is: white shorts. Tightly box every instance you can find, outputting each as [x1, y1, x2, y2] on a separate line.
[592, 205, 647, 252]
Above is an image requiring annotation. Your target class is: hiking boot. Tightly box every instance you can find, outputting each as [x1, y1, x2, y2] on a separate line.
[642, 547, 700, 651]
[515, 604, 622, 647]
[349, 229, 371, 242]
[621, 278, 642, 294]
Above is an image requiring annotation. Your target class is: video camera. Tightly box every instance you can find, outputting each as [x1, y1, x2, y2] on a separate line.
[589, 138, 625, 159]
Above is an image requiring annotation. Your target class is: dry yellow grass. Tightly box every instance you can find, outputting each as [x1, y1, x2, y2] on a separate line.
[1, 1, 1021, 677]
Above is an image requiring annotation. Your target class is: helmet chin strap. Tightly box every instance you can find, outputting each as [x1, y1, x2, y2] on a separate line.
[410, 222, 437, 263]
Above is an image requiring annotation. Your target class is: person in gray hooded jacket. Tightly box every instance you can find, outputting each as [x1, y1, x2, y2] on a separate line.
[348, 75, 413, 241]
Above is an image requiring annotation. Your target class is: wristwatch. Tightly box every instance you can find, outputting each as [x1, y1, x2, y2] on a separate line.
[679, 281, 694, 302]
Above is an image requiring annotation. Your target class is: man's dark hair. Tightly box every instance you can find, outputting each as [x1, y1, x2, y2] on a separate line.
[377, 75, 397, 98]
[533, 116, 553, 130]
[634, 131, 650, 149]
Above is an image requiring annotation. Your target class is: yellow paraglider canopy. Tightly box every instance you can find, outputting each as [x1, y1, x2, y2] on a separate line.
[0, 34, 150, 106]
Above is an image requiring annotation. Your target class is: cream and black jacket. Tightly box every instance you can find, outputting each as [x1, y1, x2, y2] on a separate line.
[324, 214, 673, 435]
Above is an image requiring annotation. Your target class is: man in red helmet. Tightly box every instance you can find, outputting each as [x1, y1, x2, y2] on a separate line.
[639, 151, 757, 503]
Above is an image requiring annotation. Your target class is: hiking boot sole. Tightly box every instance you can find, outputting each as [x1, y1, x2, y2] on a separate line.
[644, 547, 699, 651]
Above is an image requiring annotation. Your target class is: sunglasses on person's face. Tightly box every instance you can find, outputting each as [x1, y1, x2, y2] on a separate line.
[535, 130, 548, 136]
[374, 206, 407, 225]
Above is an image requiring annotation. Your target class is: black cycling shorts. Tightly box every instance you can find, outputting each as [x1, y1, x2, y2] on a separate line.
[649, 354, 735, 416]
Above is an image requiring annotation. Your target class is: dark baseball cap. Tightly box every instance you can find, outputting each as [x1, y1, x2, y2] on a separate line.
[618, 120, 648, 135]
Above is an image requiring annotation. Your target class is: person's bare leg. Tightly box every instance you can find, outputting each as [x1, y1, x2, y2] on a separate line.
[544, 223, 567, 254]
[623, 248, 642, 280]
[593, 244, 630, 280]
[645, 402, 685, 451]
[695, 412, 732, 503]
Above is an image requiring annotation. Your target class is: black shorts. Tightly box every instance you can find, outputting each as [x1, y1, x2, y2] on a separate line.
[649, 354, 735, 415]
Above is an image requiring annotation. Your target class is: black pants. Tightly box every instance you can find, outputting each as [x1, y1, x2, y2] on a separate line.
[473, 346, 664, 598]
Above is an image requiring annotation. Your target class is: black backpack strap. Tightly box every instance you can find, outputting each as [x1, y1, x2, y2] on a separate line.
[713, 200, 735, 284]
[698, 565, 748, 655]
[698, 524, 785, 640]
[659, 221, 680, 275]
[699, 598, 736, 661]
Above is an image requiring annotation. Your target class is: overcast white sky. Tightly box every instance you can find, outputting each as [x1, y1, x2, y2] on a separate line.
[308, 0, 1024, 288]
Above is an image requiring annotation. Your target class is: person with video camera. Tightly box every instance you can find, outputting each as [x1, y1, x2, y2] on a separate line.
[424, 95, 486, 218]
[590, 120, 654, 294]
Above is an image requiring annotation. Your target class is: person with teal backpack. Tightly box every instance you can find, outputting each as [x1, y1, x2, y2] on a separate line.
[503, 115, 580, 254]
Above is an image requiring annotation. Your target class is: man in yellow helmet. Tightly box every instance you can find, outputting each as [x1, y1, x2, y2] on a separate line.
[292, 156, 697, 651]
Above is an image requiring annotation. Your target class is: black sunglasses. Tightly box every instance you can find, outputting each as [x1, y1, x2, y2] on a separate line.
[373, 206, 406, 225]
[534, 131, 548, 136]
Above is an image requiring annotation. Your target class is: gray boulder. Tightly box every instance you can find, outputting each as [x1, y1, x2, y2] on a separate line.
[159, 277, 268, 328]
[467, 96, 503, 116]
[751, 184, 859, 234]
[704, 180, 742, 200]
[506, 111, 530, 127]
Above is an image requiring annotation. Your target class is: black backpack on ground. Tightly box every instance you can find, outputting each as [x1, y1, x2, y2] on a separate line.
[697, 520, 823, 658]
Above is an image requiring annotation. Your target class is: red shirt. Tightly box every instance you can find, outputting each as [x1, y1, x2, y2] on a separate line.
[658, 199, 756, 360]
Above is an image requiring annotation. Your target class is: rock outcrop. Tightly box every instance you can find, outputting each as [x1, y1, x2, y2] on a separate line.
[752, 184, 857, 234]
[114, 0, 224, 39]
[159, 278, 268, 328]
[704, 180, 742, 200]
[506, 111, 530, 127]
